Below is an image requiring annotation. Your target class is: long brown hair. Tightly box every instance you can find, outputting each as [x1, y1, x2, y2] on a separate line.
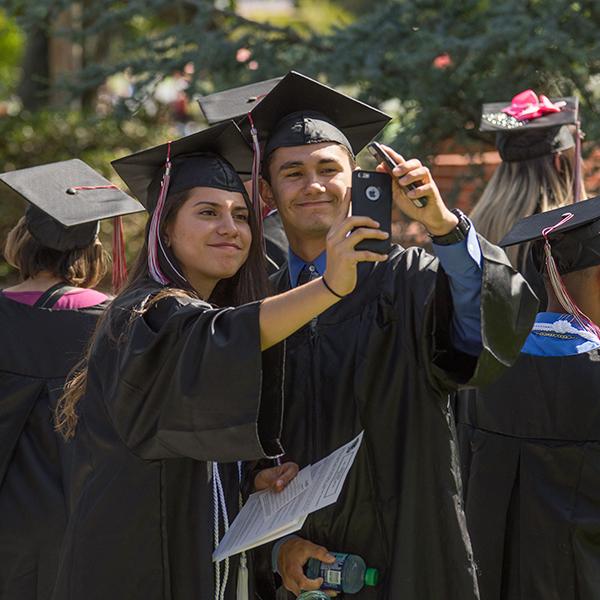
[4, 217, 108, 288]
[469, 152, 577, 270]
[56, 186, 268, 439]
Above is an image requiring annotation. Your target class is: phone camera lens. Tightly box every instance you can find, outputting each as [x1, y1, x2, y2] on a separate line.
[366, 186, 381, 201]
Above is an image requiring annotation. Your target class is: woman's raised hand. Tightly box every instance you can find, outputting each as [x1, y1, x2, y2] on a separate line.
[322, 212, 389, 298]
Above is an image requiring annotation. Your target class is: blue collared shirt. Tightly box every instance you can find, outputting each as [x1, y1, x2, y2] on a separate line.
[288, 222, 483, 356]
[288, 249, 328, 288]
[521, 312, 600, 357]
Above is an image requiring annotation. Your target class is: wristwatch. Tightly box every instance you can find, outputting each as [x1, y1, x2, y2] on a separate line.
[429, 208, 471, 245]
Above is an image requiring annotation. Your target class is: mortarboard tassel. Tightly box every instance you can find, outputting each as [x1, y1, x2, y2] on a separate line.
[146, 140, 197, 290]
[148, 142, 173, 285]
[543, 212, 600, 339]
[247, 112, 265, 250]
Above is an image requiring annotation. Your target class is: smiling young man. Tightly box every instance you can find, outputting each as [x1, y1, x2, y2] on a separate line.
[214, 72, 538, 600]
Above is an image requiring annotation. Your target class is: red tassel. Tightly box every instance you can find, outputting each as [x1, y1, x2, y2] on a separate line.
[543, 212, 600, 339]
[111, 215, 127, 293]
[247, 112, 265, 251]
[147, 141, 174, 285]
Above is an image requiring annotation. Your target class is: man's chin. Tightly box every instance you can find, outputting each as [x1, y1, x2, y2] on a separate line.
[295, 214, 338, 235]
[299, 222, 334, 237]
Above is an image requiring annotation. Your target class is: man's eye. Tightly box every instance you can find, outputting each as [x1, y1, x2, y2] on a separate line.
[321, 167, 337, 174]
[285, 171, 302, 178]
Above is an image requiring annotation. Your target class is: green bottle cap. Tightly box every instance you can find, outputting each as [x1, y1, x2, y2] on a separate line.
[364, 567, 379, 587]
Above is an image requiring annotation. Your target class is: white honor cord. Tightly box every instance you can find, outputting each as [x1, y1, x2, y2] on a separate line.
[213, 462, 230, 600]
[533, 319, 600, 344]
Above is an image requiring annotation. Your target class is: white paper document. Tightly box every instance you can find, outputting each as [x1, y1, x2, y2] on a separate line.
[213, 431, 364, 562]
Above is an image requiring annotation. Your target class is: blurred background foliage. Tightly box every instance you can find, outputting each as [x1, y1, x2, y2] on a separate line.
[0, 0, 599, 286]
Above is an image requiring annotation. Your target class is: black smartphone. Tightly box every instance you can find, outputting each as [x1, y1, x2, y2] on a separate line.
[351, 170, 392, 254]
[367, 141, 428, 208]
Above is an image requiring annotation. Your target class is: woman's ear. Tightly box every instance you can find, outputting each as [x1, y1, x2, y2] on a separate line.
[162, 223, 172, 248]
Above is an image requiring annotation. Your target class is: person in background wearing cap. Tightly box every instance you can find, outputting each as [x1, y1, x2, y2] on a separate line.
[456, 195, 600, 600]
[469, 90, 585, 305]
[50, 121, 387, 600]
[220, 72, 537, 600]
[0, 159, 144, 600]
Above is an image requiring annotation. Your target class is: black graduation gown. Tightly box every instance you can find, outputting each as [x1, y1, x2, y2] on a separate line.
[518, 245, 547, 311]
[456, 348, 600, 600]
[253, 238, 537, 600]
[0, 292, 106, 600]
[51, 281, 284, 600]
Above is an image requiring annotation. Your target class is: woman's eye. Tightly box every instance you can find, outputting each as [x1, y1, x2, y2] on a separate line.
[321, 167, 338, 174]
[234, 213, 249, 222]
[198, 209, 216, 216]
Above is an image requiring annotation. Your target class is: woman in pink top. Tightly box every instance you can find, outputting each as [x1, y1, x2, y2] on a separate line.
[0, 159, 144, 600]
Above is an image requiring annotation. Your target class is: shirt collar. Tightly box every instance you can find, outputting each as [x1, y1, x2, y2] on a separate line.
[288, 248, 327, 287]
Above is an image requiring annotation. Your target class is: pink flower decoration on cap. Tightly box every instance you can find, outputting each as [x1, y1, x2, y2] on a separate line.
[502, 89, 566, 121]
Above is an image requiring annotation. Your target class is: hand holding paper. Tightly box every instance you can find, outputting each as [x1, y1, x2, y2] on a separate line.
[213, 431, 364, 562]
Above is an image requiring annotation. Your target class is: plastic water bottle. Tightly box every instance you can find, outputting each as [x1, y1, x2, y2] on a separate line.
[297, 592, 329, 600]
[305, 552, 379, 594]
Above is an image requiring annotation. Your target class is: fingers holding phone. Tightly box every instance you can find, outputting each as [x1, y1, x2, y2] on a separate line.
[370, 144, 459, 236]
[368, 141, 428, 209]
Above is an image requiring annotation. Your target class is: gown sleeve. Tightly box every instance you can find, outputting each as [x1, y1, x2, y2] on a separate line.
[426, 234, 539, 389]
[387, 234, 538, 391]
[90, 292, 284, 462]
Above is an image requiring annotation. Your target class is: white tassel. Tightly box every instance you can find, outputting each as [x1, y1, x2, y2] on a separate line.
[236, 552, 249, 600]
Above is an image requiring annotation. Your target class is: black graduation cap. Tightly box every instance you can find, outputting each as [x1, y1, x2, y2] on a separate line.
[205, 71, 390, 159]
[0, 158, 144, 252]
[500, 194, 600, 274]
[111, 121, 254, 212]
[480, 92, 579, 162]
[197, 77, 283, 125]
[250, 72, 391, 158]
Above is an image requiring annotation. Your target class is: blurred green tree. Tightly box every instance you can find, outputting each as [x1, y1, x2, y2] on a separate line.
[319, 0, 600, 159]
[0, 10, 24, 101]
